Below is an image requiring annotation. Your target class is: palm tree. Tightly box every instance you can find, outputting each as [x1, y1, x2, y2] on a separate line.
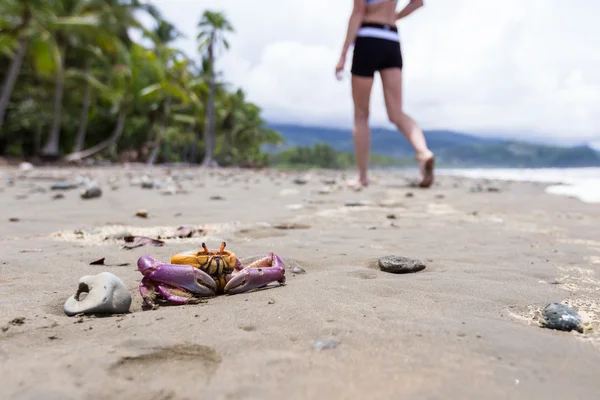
[139, 18, 184, 164]
[39, 0, 108, 157]
[0, 0, 51, 131]
[71, 0, 141, 154]
[42, 0, 157, 157]
[197, 10, 233, 167]
[64, 42, 144, 161]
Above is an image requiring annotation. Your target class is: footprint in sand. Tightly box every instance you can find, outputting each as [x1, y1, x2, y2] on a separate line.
[109, 344, 221, 383]
[239, 325, 257, 332]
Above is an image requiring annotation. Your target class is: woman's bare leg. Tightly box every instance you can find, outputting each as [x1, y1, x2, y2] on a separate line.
[350, 75, 374, 188]
[380, 67, 434, 188]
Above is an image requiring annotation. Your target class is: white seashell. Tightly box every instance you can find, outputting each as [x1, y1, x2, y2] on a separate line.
[64, 272, 132, 316]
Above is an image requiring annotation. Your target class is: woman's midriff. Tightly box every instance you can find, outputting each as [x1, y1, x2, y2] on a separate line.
[362, 3, 398, 26]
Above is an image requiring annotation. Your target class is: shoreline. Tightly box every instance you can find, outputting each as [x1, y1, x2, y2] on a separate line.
[1, 165, 599, 399]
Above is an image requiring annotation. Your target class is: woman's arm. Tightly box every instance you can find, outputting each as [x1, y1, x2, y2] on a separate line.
[396, 0, 424, 21]
[339, 0, 366, 60]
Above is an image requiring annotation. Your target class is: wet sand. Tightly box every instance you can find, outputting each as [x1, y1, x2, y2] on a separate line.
[1, 165, 599, 399]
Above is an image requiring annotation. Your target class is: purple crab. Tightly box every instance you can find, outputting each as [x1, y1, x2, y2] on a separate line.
[137, 242, 286, 308]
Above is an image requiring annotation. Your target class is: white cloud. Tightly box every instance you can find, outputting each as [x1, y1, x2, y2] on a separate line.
[145, 0, 600, 144]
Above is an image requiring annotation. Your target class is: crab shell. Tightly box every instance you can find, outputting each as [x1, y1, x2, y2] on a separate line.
[170, 243, 242, 294]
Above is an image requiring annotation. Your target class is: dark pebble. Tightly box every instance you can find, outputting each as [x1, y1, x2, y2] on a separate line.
[81, 185, 102, 199]
[541, 303, 583, 333]
[378, 255, 426, 274]
[51, 181, 77, 191]
[345, 200, 374, 207]
[291, 266, 306, 274]
[293, 178, 308, 185]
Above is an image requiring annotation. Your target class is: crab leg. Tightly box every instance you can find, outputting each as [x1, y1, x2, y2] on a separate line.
[137, 255, 217, 297]
[139, 276, 159, 308]
[224, 252, 286, 295]
[156, 284, 204, 305]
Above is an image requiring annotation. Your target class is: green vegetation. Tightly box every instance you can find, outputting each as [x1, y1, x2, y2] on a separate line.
[268, 142, 411, 170]
[0, 1, 282, 166]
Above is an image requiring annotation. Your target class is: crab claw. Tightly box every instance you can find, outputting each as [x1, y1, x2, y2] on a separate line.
[224, 252, 286, 295]
[137, 255, 217, 296]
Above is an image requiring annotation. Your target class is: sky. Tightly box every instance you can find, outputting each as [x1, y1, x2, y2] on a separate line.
[141, 0, 600, 147]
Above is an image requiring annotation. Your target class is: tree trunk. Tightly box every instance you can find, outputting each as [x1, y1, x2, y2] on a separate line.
[146, 137, 161, 165]
[34, 123, 42, 155]
[42, 44, 68, 157]
[73, 58, 93, 153]
[201, 39, 218, 168]
[63, 106, 126, 161]
[190, 122, 199, 163]
[146, 114, 156, 142]
[147, 97, 170, 166]
[0, 36, 28, 130]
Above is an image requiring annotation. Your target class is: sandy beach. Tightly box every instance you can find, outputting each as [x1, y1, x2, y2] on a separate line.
[1, 164, 599, 399]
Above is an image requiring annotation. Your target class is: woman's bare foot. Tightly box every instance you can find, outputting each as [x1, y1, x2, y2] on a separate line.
[417, 152, 435, 188]
[346, 177, 369, 191]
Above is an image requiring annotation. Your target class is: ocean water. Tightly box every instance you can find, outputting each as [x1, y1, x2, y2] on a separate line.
[438, 167, 600, 204]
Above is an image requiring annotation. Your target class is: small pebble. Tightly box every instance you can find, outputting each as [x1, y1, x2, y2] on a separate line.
[51, 181, 78, 191]
[136, 209, 148, 218]
[291, 266, 306, 274]
[81, 184, 102, 199]
[378, 255, 426, 274]
[313, 338, 338, 351]
[273, 222, 311, 230]
[345, 200, 374, 207]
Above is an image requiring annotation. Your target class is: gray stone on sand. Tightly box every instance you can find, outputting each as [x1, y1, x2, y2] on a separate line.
[541, 302, 584, 333]
[345, 200, 375, 207]
[291, 266, 306, 274]
[64, 272, 132, 316]
[313, 338, 338, 351]
[81, 183, 102, 199]
[378, 255, 426, 274]
[51, 181, 78, 191]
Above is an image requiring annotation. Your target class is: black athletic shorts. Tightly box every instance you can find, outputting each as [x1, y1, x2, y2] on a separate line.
[351, 22, 403, 77]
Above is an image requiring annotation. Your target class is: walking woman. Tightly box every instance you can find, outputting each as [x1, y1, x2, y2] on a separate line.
[336, 0, 434, 188]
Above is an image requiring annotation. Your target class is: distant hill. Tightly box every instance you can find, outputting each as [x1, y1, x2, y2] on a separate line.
[264, 123, 600, 168]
